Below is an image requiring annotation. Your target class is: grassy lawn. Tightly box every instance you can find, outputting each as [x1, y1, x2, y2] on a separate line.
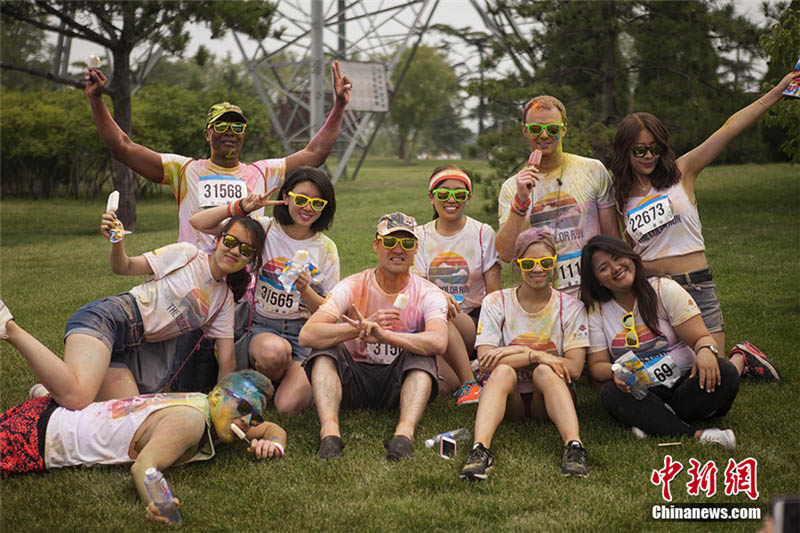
[1, 158, 798, 531]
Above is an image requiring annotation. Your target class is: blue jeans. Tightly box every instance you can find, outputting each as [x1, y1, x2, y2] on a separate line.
[64, 293, 144, 355]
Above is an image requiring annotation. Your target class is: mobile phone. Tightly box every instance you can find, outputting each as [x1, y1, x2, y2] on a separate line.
[439, 436, 456, 459]
[771, 495, 800, 533]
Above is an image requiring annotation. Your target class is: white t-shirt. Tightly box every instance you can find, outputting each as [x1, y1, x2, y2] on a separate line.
[413, 217, 500, 313]
[498, 153, 614, 294]
[45, 393, 214, 468]
[252, 216, 340, 320]
[161, 154, 286, 253]
[317, 270, 448, 364]
[587, 277, 700, 376]
[476, 288, 589, 393]
[128, 243, 234, 341]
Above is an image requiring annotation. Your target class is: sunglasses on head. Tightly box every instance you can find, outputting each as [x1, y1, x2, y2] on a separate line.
[631, 144, 663, 158]
[622, 312, 640, 348]
[431, 188, 470, 203]
[221, 233, 256, 257]
[210, 121, 247, 135]
[516, 256, 556, 271]
[222, 387, 264, 426]
[287, 191, 328, 211]
[377, 235, 417, 250]
[524, 122, 563, 137]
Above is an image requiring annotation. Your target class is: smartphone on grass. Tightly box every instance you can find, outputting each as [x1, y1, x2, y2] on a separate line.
[439, 436, 456, 459]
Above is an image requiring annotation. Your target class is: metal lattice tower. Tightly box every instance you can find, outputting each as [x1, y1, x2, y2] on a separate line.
[233, 0, 439, 182]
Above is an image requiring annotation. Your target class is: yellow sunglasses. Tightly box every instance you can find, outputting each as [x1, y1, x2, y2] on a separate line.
[516, 256, 556, 271]
[622, 312, 640, 348]
[209, 121, 247, 134]
[377, 235, 417, 250]
[287, 191, 328, 211]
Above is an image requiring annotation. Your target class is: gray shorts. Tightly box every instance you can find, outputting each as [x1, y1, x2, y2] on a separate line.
[670, 268, 725, 333]
[303, 344, 438, 409]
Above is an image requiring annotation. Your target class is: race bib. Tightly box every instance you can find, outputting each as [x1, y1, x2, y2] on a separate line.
[256, 279, 300, 316]
[556, 250, 582, 288]
[626, 195, 674, 242]
[641, 354, 680, 388]
[199, 175, 247, 208]
[366, 342, 403, 364]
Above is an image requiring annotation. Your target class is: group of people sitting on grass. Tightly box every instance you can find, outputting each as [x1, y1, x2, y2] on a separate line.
[1, 64, 796, 523]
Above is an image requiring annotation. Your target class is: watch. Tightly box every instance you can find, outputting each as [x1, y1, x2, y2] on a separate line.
[697, 345, 718, 356]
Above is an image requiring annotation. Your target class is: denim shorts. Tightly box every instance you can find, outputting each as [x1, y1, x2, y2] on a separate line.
[64, 293, 145, 355]
[671, 270, 725, 333]
[250, 314, 310, 362]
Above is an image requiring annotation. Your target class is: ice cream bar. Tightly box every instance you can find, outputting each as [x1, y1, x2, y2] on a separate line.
[88, 55, 101, 69]
[528, 149, 542, 167]
[106, 190, 119, 213]
[393, 294, 409, 310]
[292, 249, 309, 264]
[231, 423, 249, 442]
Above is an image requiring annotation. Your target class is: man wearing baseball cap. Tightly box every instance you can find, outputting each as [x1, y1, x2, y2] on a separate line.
[299, 213, 448, 461]
[84, 61, 352, 253]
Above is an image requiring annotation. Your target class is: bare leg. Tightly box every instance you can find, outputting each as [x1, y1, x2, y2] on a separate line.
[96, 366, 140, 401]
[472, 364, 525, 448]
[249, 332, 291, 381]
[530, 364, 580, 445]
[4, 322, 110, 409]
[310, 355, 342, 439]
[274, 361, 313, 415]
[452, 312, 477, 359]
[441, 320, 475, 385]
[435, 355, 459, 395]
[711, 331, 725, 357]
[394, 369, 432, 439]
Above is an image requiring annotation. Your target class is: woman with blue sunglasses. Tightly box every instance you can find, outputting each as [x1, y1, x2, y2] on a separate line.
[412, 165, 502, 406]
[191, 166, 339, 415]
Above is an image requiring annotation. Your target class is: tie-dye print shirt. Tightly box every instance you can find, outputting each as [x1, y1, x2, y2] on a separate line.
[252, 216, 340, 320]
[129, 243, 234, 341]
[161, 154, 286, 253]
[412, 217, 500, 312]
[476, 288, 589, 393]
[587, 277, 700, 375]
[498, 153, 614, 295]
[45, 393, 214, 468]
[317, 270, 448, 363]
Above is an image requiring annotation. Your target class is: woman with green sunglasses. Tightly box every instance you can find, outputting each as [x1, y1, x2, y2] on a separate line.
[191, 167, 340, 415]
[611, 69, 800, 355]
[412, 165, 502, 407]
[0, 215, 264, 411]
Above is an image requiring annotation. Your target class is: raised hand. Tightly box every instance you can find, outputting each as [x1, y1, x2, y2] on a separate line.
[332, 60, 352, 107]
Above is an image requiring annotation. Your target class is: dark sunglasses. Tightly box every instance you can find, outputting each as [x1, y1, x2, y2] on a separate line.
[222, 387, 264, 426]
[631, 144, 663, 158]
[221, 233, 256, 257]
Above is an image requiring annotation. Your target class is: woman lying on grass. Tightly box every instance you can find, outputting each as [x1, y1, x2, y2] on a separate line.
[580, 235, 744, 449]
[459, 228, 590, 481]
[0, 213, 264, 410]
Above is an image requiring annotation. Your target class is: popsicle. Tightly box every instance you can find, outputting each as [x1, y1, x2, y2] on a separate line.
[528, 149, 542, 168]
[88, 54, 101, 69]
[231, 423, 250, 443]
[106, 191, 125, 243]
[393, 294, 409, 310]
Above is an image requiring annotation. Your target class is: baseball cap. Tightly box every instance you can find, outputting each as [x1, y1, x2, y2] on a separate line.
[376, 212, 419, 239]
[206, 102, 247, 128]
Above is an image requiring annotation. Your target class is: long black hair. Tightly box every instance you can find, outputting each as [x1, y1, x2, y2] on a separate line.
[273, 166, 336, 232]
[579, 235, 661, 336]
[218, 216, 265, 302]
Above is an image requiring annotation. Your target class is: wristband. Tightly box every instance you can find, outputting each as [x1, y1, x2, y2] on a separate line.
[514, 194, 531, 210]
[272, 441, 285, 458]
[227, 201, 234, 218]
[528, 350, 533, 366]
[511, 201, 527, 217]
[233, 198, 247, 217]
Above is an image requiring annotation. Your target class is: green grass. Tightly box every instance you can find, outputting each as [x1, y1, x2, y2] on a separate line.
[1, 159, 798, 531]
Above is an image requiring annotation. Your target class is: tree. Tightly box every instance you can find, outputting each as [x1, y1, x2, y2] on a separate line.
[1, 1, 277, 230]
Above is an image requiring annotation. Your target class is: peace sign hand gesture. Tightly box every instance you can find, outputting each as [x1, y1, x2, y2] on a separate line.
[332, 60, 352, 107]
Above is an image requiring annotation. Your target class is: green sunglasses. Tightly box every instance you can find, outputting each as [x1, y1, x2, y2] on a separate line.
[631, 144, 663, 158]
[210, 121, 247, 134]
[431, 188, 470, 203]
[524, 122, 563, 137]
[377, 235, 417, 251]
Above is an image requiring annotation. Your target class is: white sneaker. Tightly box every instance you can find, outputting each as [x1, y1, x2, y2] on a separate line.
[631, 427, 648, 440]
[0, 299, 13, 340]
[29, 383, 50, 399]
[699, 428, 737, 450]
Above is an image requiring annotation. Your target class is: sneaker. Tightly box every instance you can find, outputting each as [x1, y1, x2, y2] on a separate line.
[459, 442, 493, 481]
[729, 341, 781, 382]
[454, 380, 481, 406]
[699, 428, 736, 451]
[317, 435, 345, 460]
[562, 440, 589, 477]
[385, 435, 413, 461]
[0, 300, 13, 340]
[631, 427, 648, 440]
[29, 383, 50, 399]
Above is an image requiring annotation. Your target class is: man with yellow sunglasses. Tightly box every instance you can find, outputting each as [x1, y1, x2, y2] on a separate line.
[84, 61, 352, 253]
[299, 213, 449, 461]
[495, 94, 620, 297]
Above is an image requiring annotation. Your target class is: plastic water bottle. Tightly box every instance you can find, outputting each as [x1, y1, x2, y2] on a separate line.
[424, 428, 471, 448]
[278, 249, 309, 292]
[143, 467, 183, 526]
[612, 363, 647, 400]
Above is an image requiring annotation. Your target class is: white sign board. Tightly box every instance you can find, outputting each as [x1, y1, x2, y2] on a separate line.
[338, 61, 389, 112]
